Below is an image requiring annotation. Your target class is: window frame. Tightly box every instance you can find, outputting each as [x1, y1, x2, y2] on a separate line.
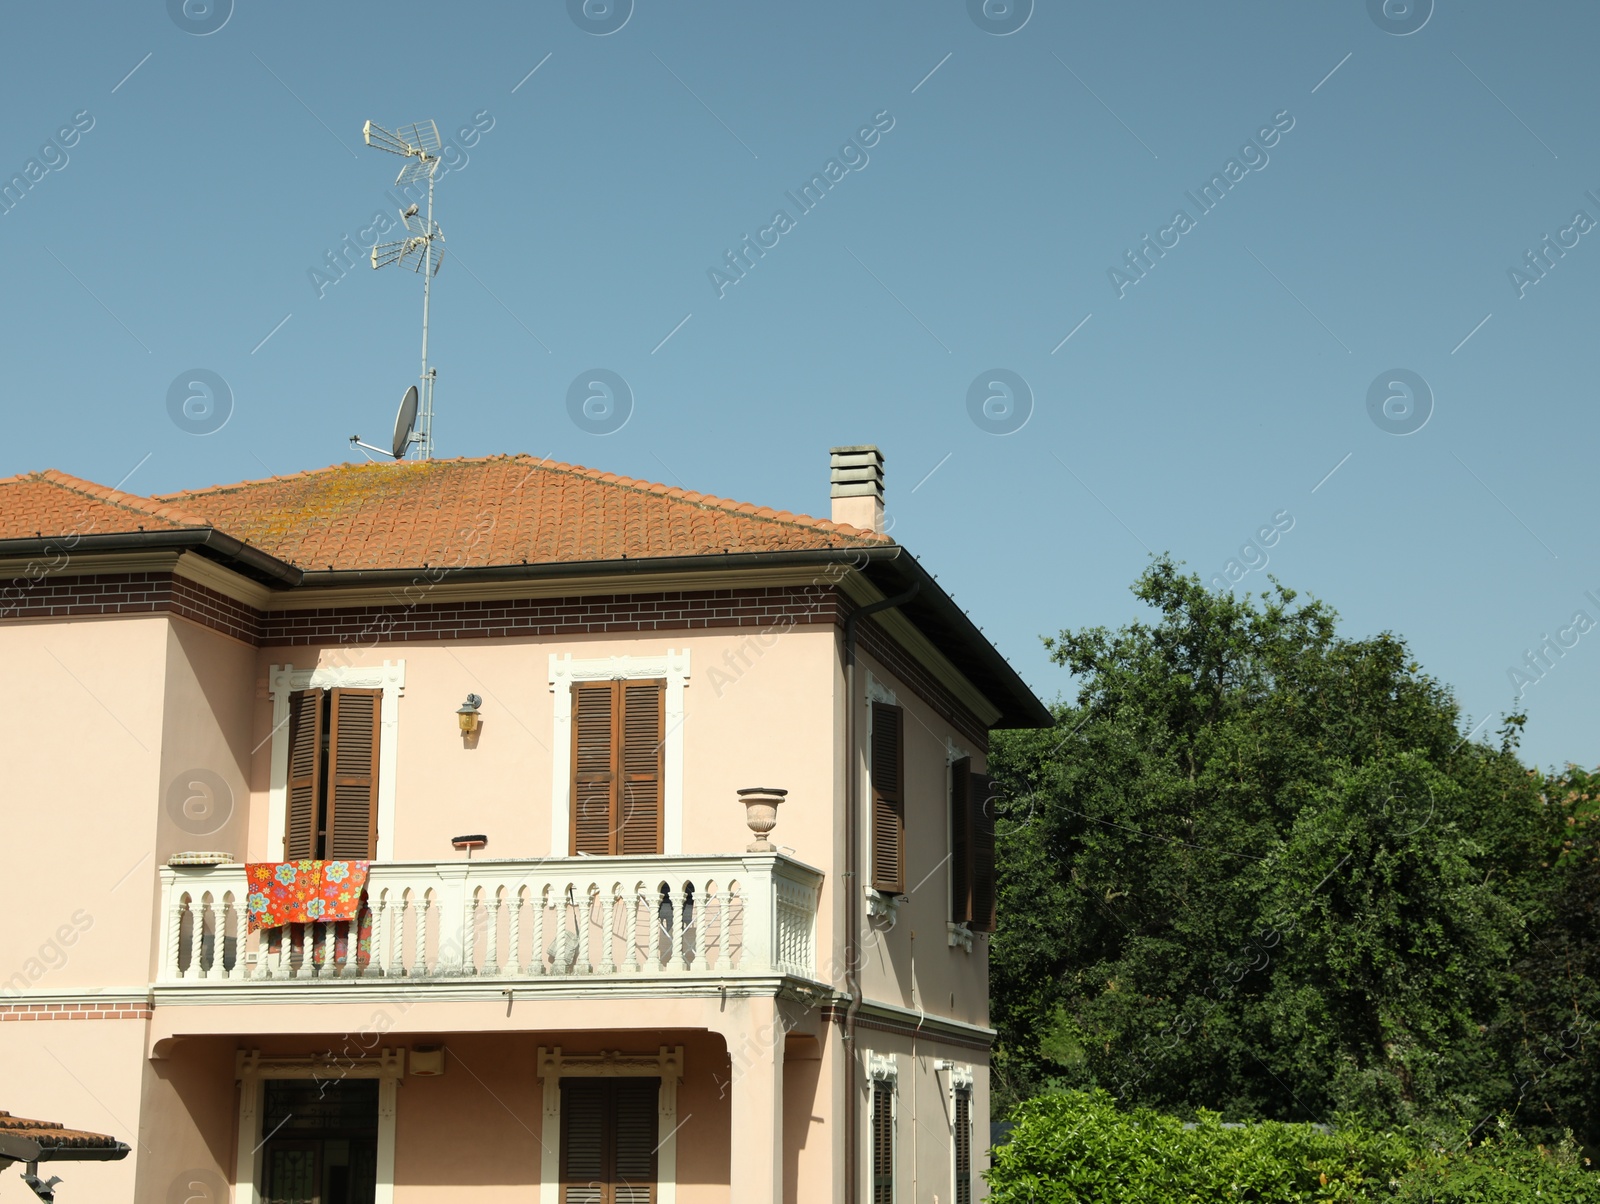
[268, 661, 405, 862]
[865, 1050, 898, 1204]
[549, 651, 690, 857]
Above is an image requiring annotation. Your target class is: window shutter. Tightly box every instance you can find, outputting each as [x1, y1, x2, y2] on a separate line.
[326, 688, 381, 860]
[950, 757, 972, 925]
[561, 1080, 607, 1204]
[284, 688, 325, 860]
[617, 680, 665, 857]
[871, 1081, 894, 1204]
[571, 682, 618, 856]
[560, 1078, 658, 1204]
[611, 1078, 658, 1204]
[970, 771, 997, 933]
[953, 1088, 972, 1204]
[869, 703, 905, 894]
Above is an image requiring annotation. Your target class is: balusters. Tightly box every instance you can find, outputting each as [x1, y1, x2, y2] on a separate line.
[482, 890, 502, 977]
[413, 890, 431, 976]
[167, 891, 189, 981]
[364, 896, 382, 979]
[599, 885, 617, 975]
[532, 886, 548, 975]
[675, 882, 693, 973]
[219, 891, 237, 980]
[652, 883, 672, 979]
[385, 896, 406, 979]
[461, 887, 479, 977]
[625, 886, 644, 974]
[507, 887, 523, 977]
[576, 886, 594, 974]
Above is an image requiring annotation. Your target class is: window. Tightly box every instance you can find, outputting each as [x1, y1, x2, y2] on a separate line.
[260, 1077, 378, 1204]
[949, 758, 997, 932]
[285, 688, 381, 861]
[953, 1083, 972, 1204]
[871, 1078, 895, 1204]
[570, 679, 665, 856]
[560, 1078, 658, 1204]
[870, 702, 905, 893]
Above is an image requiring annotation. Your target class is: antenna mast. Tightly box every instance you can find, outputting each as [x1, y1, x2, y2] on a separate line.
[363, 119, 445, 460]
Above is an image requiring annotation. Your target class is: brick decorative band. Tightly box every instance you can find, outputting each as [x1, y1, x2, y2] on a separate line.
[0, 570, 259, 644]
[260, 585, 845, 646]
[4, 574, 988, 746]
[0, 1001, 152, 1022]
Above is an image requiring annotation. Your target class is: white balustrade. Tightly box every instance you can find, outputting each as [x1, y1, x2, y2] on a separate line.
[155, 854, 820, 987]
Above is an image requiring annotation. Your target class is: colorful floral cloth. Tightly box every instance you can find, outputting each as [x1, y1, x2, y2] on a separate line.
[245, 860, 369, 932]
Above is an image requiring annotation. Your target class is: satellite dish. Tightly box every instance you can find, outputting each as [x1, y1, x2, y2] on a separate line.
[391, 385, 419, 459]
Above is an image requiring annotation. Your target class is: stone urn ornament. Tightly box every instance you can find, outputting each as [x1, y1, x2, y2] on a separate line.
[738, 788, 787, 852]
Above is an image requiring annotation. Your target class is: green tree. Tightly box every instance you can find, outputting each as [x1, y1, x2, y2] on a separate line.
[989, 559, 1595, 1147]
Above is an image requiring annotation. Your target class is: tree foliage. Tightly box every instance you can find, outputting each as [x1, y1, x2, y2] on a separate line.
[989, 559, 1597, 1152]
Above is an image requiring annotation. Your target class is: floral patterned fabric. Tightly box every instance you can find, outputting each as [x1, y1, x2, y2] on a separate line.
[245, 860, 369, 932]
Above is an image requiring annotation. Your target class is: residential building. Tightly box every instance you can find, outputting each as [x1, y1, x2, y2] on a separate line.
[0, 445, 1049, 1202]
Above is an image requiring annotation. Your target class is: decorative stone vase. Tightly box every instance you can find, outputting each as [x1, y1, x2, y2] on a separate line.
[738, 788, 788, 852]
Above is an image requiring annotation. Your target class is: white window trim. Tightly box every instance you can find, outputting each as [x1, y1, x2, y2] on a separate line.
[233, 1048, 404, 1204]
[946, 740, 975, 952]
[537, 1045, 684, 1204]
[267, 661, 406, 862]
[548, 651, 690, 855]
[864, 1049, 899, 1203]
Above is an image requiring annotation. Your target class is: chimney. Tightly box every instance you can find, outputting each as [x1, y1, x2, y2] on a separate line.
[829, 445, 884, 534]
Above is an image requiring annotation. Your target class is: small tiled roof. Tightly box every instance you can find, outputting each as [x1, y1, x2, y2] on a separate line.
[150, 454, 889, 572]
[0, 469, 212, 541]
[0, 1111, 123, 1152]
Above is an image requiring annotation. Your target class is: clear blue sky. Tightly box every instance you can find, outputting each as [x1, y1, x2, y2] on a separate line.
[4, 2, 1596, 771]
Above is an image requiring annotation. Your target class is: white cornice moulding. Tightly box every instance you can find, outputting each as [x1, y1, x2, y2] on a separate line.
[174, 551, 275, 610]
[267, 660, 406, 861]
[549, 650, 689, 856]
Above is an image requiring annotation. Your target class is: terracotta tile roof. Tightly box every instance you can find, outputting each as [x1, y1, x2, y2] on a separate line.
[0, 469, 212, 541]
[148, 454, 890, 572]
[0, 1111, 123, 1152]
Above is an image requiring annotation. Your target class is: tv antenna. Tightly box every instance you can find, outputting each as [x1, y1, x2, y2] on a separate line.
[363, 119, 444, 459]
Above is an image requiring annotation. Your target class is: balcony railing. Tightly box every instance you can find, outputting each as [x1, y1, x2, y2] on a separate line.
[156, 854, 821, 987]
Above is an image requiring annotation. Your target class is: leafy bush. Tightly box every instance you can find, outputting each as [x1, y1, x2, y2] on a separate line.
[986, 1090, 1597, 1203]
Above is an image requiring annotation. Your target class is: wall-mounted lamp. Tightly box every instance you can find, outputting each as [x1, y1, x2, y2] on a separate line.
[456, 694, 483, 734]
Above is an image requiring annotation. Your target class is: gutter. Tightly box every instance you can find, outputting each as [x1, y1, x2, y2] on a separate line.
[0, 528, 302, 588]
[841, 581, 919, 1204]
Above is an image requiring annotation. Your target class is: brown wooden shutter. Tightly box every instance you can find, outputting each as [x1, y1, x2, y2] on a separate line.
[611, 1079, 658, 1204]
[616, 680, 665, 856]
[950, 757, 973, 925]
[869, 702, 905, 894]
[572, 682, 618, 855]
[561, 1079, 607, 1203]
[326, 688, 381, 860]
[971, 771, 997, 933]
[560, 1078, 658, 1204]
[954, 1087, 972, 1204]
[871, 1081, 894, 1204]
[284, 688, 325, 860]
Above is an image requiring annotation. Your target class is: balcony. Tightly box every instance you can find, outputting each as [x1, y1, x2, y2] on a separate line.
[155, 854, 821, 992]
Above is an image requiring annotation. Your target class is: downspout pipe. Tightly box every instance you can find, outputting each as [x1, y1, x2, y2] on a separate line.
[841, 581, 919, 1204]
